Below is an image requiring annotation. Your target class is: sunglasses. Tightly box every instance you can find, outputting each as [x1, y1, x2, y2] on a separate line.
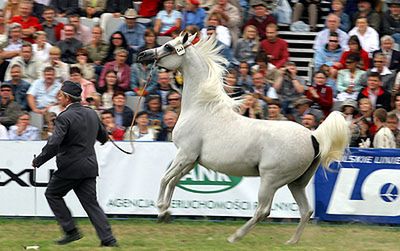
[112, 37, 122, 40]
[329, 40, 338, 42]
[374, 60, 383, 63]
[168, 98, 180, 101]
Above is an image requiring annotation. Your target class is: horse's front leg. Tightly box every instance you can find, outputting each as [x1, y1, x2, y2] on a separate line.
[157, 149, 196, 221]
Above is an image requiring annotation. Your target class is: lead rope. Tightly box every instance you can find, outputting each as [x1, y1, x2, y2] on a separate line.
[108, 60, 158, 154]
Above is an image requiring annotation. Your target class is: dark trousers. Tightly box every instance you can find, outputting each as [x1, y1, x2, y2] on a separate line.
[45, 175, 115, 243]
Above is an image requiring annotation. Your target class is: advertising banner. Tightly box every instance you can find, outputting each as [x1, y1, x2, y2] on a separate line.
[315, 148, 400, 224]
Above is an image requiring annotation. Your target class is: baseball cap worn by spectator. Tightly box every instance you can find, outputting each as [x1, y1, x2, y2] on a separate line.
[124, 8, 139, 19]
[0, 83, 12, 89]
[189, 0, 200, 5]
[61, 81, 82, 99]
[294, 97, 313, 108]
[250, 0, 269, 8]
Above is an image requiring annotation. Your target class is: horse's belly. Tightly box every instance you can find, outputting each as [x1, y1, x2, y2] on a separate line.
[198, 158, 260, 177]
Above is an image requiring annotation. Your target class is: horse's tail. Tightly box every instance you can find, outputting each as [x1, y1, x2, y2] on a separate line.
[312, 111, 350, 170]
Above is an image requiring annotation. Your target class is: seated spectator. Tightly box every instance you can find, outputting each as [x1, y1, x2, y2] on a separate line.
[103, 0, 133, 18]
[0, 122, 8, 139]
[69, 66, 96, 105]
[260, 23, 289, 69]
[71, 48, 96, 82]
[0, 23, 24, 61]
[301, 111, 319, 130]
[103, 31, 134, 65]
[81, 0, 106, 18]
[38, 46, 70, 83]
[151, 71, 178, 108]
[348, 17, 379, 57]
[8, 111, 40, 140]
[387, 111, 400, 147]
[266, 99, 287, 120]
[239, 93, 263, 119]
[0, 18, 7, 48]
[223, 68, 245, 99]
[305, 70, 333, 117]
[145, 95, 164, 129]
[275, 61, 305, 117]
[314, 31, 344, 71]
[336, 54, 365, 101]
[99, 48, 131, 91]
[85, 92, 103, 114]
[85, 25, 109, 76]
[313, 13, 349, 51]
[157, 110, 178, 141]
[201, 12, 231, 47]
[139, 28, 160, 52]
[293, 97, 323, 124]
[382, 0, 400, 46]
[292, 0, 320, 31]
[154, 0, 182, 36]
[118, 9, 146, 54]
[203, 26, 236, 67]
[335, 35, 370, 70]
[181, 0, 206, 30]
[4, 0, 20, 22]
[99, 70, 120, 109]
[27, 66, 62, 114]
[138, 0, 162, 18]
[130, 62, 159, 96]
[32, 31, 51, 63]
[107, 91, 133, 128]
[357, 72, 392, 111]
[372, 35, 400, 72]
[123, 111, 157, 141]
[252, 51, 282, 88]
[243, 0, 276, 40]
[9, 0, 42, 43]
[61, 14, 91, 45]
[359, 53, 396, 92]
[56, 24, 83, 64]
[373, 108, 396, 148]
[352, 0, 380, 32]
[237, 62, 253, 89]
[209, 0, 241, 45]
[165, 90, 182, 116]
[4, 64, 30, 110]
[40, 111, 56, 140]
[100, 110, 125, 141]
[331, 0, 351, 32]
[5, 43, 41, 83]
[40, 6, 64, 45]
[235, 25, 259, 67]
[393, 92, 400, 127]
[249, 71, 279, 111]
[353, 117, 372, 147]
[0, 83, 22, 128]
[50, 0, 79, 17]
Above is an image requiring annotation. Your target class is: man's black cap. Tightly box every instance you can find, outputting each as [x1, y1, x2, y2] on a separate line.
[61, 81, 82, 99]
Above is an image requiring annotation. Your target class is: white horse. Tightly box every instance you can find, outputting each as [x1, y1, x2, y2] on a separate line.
[137, 33, 350, 244]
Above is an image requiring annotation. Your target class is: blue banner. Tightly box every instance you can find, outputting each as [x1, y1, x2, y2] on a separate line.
[315, 148, 400, 224]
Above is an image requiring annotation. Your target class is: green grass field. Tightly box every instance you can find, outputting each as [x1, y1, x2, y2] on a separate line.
[1, 218, 399, 251]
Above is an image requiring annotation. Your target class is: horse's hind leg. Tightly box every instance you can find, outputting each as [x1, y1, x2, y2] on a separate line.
[228, 177, 277, 243]
[286, 183, 313, 244]
[157, 150, 196, 220]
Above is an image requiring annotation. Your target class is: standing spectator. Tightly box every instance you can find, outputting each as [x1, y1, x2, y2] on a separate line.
[56, 24, 83, 64]
[8, 112, 40, 140]
[61, 14, 91, 45]
[4, 64, 31, 110]
[71, 48, 96, 82]
[235, 25, 259, 66]
[124, 111, 157, 141]
[260, 23, 289, 69]
[292, 0, 320, 31]
[305, 70, 333, 117]
[352, 0, 380, 32]
[38, 46, 70, 83]
[372, 108, 396, 148]
[81, 0, 106, 18]
[0, 83, 22, 128]
[336, 54, 365, 101]
[382, 0, 400, 46]
[27, 66, 62, 114]
[209, 0, 241, 46]
[118, 9, 146, 53]
[32, 31, 52, 63]
[50, 0, 79, 17]
[387, 111, 400, 147]
[107, 91, 133, 128]
[181, 0, 207, 30]
[357, 72, 392, 111]
[313, 13, 349, 51]
[157, 110, 178, 141]
[69, 66, 96, 105]
[9, 0, 42, 43]
[154, 0, 182, 36]
[103, 31, 134, 65]
[5, 43, 41, 83]
[348, 17, 379, 56]
[359, 53, 396, 92]
[313, 31, 344, 71]
[372, 35, 400, 71]
[243, 0, 276, 41]
[99, 48, 131, 91]
[41, 6, 64, 45]
[331, 0, 351, 32]
[100, 110, 125, 141]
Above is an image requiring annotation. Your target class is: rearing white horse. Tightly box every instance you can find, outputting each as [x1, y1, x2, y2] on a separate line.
[137, 33, 350, 244]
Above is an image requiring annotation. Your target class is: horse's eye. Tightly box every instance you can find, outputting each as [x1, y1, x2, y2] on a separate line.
[165, 44, 173, 51]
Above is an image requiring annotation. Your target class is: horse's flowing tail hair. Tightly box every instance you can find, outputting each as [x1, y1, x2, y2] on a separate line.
[312, 111, 350, 169]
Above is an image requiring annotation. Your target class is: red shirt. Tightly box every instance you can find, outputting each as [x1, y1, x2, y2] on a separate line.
[260, 38, 289, 69]
[305, 84, 333, 117]
[337, 49, 370, 70]
[10, 16, 42, 43]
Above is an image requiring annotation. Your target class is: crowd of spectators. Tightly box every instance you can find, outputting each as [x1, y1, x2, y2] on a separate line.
[0, 0, 399, 148]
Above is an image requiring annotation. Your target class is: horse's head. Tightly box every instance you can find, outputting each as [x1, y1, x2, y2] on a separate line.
[137, 32, 197, 70]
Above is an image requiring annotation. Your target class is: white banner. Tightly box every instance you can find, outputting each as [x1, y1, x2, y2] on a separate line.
[0, 141, 314, 218]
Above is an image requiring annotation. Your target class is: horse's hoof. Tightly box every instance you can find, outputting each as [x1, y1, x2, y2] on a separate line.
[285, 239, 297, 245]
[157, 211, 171, 223]
[227, 235, 237, 243]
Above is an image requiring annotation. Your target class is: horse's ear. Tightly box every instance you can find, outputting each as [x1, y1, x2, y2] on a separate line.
[186, 33, 197, 44]
[182, 32, 189, 45]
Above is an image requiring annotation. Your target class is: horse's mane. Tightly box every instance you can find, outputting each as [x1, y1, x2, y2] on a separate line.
[191, 37, 241, 112]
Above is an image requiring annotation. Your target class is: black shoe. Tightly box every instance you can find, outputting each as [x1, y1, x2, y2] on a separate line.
[100, 239, 118, 247]
[55, 231, 83, 245]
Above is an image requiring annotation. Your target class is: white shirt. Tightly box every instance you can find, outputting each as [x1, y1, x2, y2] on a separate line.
[373, 126, 396, 148]
[348, 27, 379, 56]
[0, 124, 8, 140]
